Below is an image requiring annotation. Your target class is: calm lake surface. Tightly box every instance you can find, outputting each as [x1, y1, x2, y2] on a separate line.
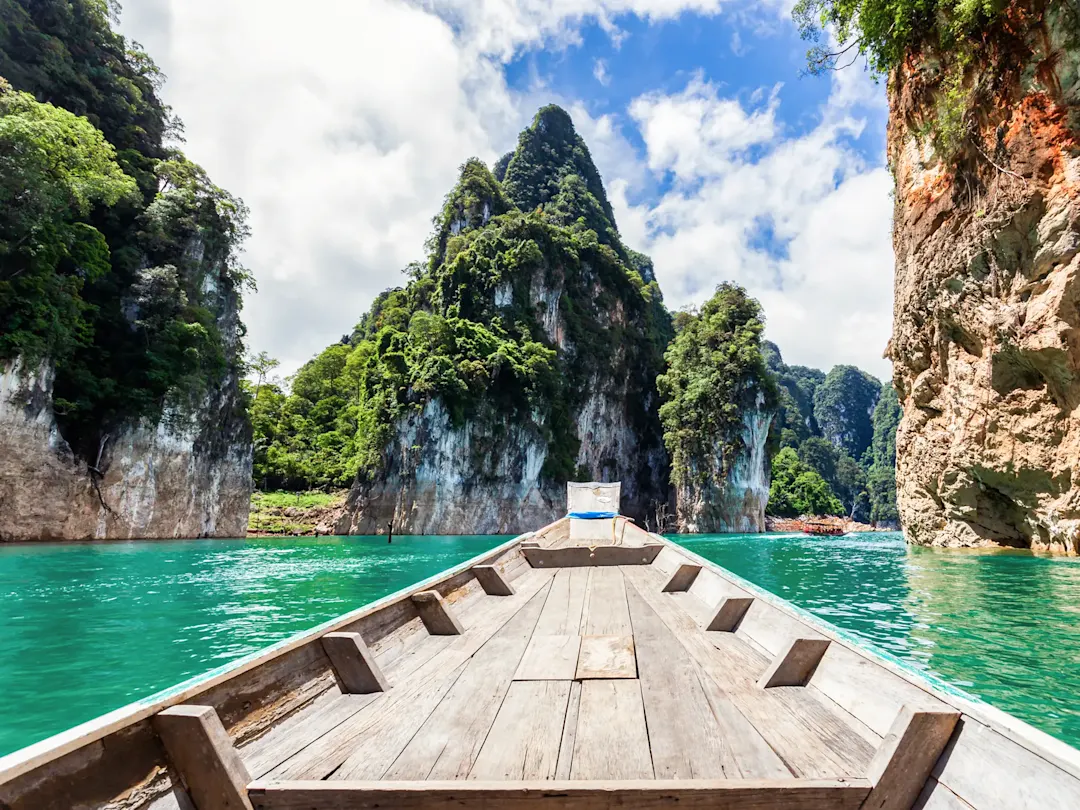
[0, 530, 1078, 757]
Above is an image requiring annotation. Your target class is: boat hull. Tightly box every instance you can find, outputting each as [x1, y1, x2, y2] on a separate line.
[1, 518, 1077, 810]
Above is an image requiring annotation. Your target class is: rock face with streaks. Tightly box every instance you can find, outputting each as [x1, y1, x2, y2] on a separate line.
[889, 2, 1080, 551]
[674, 395, 775, 533]
[1, 343, 251, 542]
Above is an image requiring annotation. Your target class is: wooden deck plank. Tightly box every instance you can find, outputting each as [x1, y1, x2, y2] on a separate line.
[734, 687, 877, 779]
[621, 569, 790, 780]
[583, 567, 632, 636]
[248, 779, 874, 810]
[624, 584, 728, 779]
[624, 567, 876, 779]
[338, 583, 550, 781]
[514, 635, 581, 681]
[575, 635, 636, 679]
[522, 545, 663, 568]
[554, 681, 581, 780]
[533, 568, 589, 636]
[266, 570, 554, 781]
[240, 691, 377, 779]
[570, 680, 653, 780]
[468, 681, 571, 780]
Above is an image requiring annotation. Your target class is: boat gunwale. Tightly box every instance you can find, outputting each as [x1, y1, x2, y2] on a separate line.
[0, 531, 532, 785]
[653, 533, 1080, 781]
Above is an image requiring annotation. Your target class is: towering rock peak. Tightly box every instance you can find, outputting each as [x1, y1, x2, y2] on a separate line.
[329, 105, 671, 535]
[430, 158, 512, 268]
[502, 104, 619, 243]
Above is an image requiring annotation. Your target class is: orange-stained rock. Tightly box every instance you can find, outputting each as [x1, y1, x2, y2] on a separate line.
[889, 1, 1080, 552]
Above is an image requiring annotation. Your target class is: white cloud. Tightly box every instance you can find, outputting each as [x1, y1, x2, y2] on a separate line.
[593, 58, 611, 86]
[730, 31, 748, 56]
[119, 0, 892, 381]
[613, 70, 894, 379]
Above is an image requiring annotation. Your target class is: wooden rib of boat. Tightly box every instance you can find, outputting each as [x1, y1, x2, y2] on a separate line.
[2, 488, 1079, 810]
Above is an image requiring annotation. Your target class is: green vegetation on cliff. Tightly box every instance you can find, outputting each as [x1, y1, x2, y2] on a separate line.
[766, 343, 897, 522]
[0, 0, 250, 461]
[657, 284, 776, 490]
[250, 106, 670, 496]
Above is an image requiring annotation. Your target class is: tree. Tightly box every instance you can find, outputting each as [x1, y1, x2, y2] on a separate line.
[867, 383, 901, 524]
[0, 80, 137, 363]
[768, 448, 844, 517]
[658, 283, 777, 490]
[248, 351, 280, 399]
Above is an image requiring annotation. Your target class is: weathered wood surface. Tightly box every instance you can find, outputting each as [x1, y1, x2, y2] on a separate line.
[707, 597, 755, 632]
[583, 568, 632, 635]
[522, 545, 663, 568]
[153, 705, 252, 810]
[469, 681, 571, 780]
[266, 571, 554, 781]
[575, 635, 636, 679]
[758, 638, 831, 688]
[555, 681, 582, 780]
[378, 592, 547, 781]
[622, 567, 873, 779]
[473, 566, 515, 596]
[322, 633, 389, 694]
[411, 591, 465, 635]
[913, 779, 976, 810]
[863, 707, 960, 810]
[240, 691, 376, 779]
[514, 634, 581, 680]
[571, 680, 654, 779]
[625, 585, 728, 778]
[247, 779, 873, 810]
[932, 716, 1080, 810]
[533, 568, 589, 636]
[662, 564, 702, 593]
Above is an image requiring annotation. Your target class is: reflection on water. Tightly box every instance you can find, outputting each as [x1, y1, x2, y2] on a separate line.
[0, 534, 508, 756]
[674, 531, 1080, 748]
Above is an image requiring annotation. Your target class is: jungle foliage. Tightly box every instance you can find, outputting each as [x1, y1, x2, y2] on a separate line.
[250, 106, 671, 492]
[657, 284, 777, 490]
[792, 0, 1002, 75]
[0, 0, 250, 461]
[766, 343, 897, 522]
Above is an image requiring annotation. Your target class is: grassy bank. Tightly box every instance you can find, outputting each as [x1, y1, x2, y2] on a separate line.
[248, 490, 349, 536]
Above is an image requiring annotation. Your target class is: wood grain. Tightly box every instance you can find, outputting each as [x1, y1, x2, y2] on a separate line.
[575, 636, 636, 679]
[863, 707, 959, 810]
[473, 566, 515, 596]
[411, 591, 465, 635]
[514, 635, 581, 680]
[707, 598, 755, 632]
[662, 564, 702, 593]
[625, 584, 728, 778]
[247, 779, 872, 810]
[570, 680, 653, 780]
[522, 545, 663, 568]
[469, 681, 571, 780]
[153, 705, 252, 810]
[758, 638, 831, 688]
[322, 633, 389, 694]
[583, 568, 632, 636]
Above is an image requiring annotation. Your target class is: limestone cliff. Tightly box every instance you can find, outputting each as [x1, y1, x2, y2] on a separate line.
[1, 359, 250, 541]
[0, 1, 253, 541]
[889, 1, 1080, 551]
[674, 395, 774, 533]
[336, 106, 671, 535]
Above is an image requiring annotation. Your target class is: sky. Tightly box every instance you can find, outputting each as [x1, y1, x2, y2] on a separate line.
[117, 0, 894, 381]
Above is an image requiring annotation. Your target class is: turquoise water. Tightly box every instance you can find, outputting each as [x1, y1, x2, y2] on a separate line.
[1, 531, 1078, 758]
[677, 531, 1080, 748]
[0, 534, 508, 757]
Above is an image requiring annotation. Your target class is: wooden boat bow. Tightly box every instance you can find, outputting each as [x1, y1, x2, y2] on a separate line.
[1, 484, 1078, 809]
